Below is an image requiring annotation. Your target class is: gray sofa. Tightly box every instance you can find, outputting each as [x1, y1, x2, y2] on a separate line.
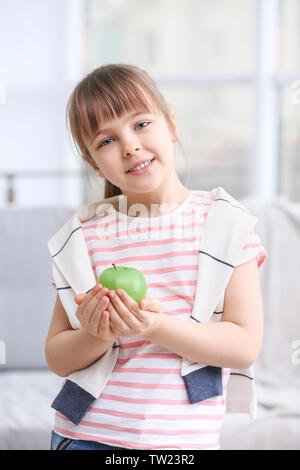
[1, 196, 299, 450]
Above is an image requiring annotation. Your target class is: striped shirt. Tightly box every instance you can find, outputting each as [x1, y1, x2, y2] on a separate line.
[53, 190, 267, 450]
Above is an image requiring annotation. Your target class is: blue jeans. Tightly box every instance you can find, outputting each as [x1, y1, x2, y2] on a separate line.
[50, 430, 132, 450]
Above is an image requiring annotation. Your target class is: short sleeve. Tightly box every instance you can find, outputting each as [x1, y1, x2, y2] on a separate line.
[235, 228, 268, 269]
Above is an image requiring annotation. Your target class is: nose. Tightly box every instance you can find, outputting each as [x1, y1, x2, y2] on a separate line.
[123, 142, 141, 157]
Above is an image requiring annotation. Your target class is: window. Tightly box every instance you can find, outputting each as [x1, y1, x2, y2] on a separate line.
[1, 0, 299, 207]
[279, 0, 300, 200]
[85, 0, 300, 201]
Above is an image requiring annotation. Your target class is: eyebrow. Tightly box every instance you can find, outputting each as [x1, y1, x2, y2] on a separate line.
[92, 111, 151, 143]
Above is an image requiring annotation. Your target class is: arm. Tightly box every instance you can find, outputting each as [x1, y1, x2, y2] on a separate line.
[144, 258, 264, 370]
[45, 293, 116, 377]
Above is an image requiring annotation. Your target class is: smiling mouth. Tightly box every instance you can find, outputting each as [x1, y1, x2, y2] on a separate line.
[126, 157, 156, 173]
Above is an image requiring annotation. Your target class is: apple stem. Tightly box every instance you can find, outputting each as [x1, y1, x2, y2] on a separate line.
[112, 263, 118, 271]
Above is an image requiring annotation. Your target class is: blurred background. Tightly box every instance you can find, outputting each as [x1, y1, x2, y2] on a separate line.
[0, 0, 300, 451]
[0, 0, 299, 208]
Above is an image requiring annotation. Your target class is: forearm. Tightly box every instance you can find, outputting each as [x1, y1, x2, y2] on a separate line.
[144, 314, 256, 370]
[45, 328, 116, 377]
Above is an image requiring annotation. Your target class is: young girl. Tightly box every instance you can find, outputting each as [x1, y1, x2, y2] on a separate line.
[45, 63, 268, 451]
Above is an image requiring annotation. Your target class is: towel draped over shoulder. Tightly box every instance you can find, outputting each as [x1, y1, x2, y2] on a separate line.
[48, 187, 259, 425]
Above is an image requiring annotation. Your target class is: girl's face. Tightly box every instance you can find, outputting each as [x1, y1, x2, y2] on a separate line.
[86, 106, 178, 196]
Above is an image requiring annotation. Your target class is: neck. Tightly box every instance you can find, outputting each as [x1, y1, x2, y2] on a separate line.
[118, 176, 190, 218]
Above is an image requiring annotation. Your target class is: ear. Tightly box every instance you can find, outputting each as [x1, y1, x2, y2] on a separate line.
[169, 109, 179, 143]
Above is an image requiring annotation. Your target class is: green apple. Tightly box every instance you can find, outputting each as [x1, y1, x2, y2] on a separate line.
[97, 264, 147, 302]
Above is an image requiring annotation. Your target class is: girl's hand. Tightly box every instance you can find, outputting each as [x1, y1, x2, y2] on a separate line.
[74, 284, 118, 342]
[106, 289, 162, 338]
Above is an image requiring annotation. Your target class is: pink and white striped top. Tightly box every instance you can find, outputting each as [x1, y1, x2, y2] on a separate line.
[53, 190, 268, 450]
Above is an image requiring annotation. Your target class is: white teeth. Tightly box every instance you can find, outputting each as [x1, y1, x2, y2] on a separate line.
[129, 158, 153, 172]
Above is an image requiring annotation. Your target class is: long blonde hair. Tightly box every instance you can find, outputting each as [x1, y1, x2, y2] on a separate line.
[66, 63, 189, 200]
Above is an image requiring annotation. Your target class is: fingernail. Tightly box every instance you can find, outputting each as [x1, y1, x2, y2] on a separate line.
[110, 291, 116, 298]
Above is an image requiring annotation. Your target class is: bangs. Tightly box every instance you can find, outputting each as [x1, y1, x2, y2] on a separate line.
[72, 73, 160, 144]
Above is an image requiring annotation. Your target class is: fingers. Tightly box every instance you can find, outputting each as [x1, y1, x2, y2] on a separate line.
[74, 294, 85, 305]
[112, 289, 139, 313]
[75, 285, 162, 338]
[98, 310, 111, 336]
[87, 288, 110, 323]
[139, 297, 162, 313]
[90, 303, 109, 336]
[74, 284, 121, 341]
[107, 291, 140, 334]
[76, 284, 108, 325]
[75, 284, 101, 307]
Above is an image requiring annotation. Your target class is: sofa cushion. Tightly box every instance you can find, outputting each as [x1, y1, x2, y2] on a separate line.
[0, 369, 62, 449]
[0, 207, 73, 368]
[240, 195, 300, 407]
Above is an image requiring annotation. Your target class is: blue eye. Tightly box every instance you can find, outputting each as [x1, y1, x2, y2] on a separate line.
[136, 121, 149, 129]
[97, 121, 149, 149]
[98, 138, 113, 149]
